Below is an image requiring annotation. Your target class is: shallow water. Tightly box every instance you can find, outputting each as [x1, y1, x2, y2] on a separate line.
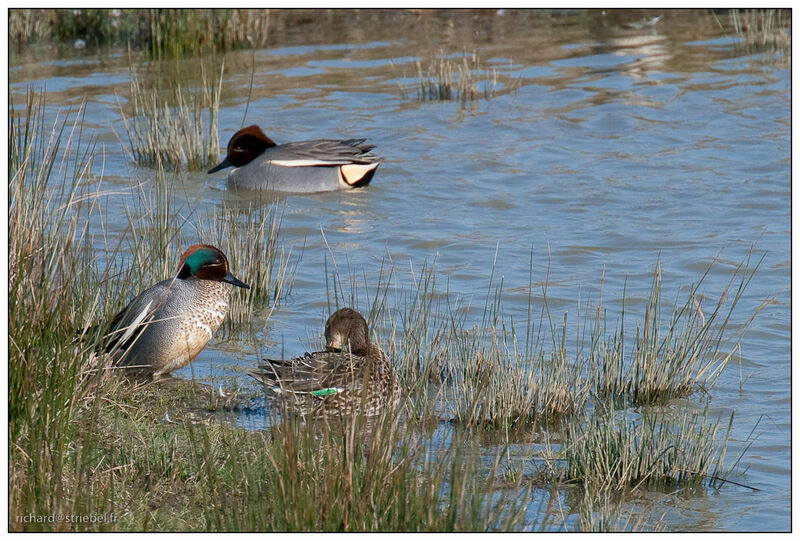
[10, 9, 790, 531]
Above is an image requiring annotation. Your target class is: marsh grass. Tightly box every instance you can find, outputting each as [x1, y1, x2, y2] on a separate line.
[350, 256, 590, 426]
[9, 9, 270, 55]
[78, 382, 536, 531]
[8, 90, 290, 530]
[9, 8, 133, 48]
[119, 53, 223, 171]
[146, 8, 271, 59]
[576, 487, 667, 532]
[9, 89, 122, 531]
[252, 408, 530, 531]
[593, 257, 763, 406]
[728, 8, 790, 56]
[50, 8, 139, 48]
[412, 51, 519, 106]
[562, 406, 734, 493]
[320, 249, 755, 431]
[8, 8, 57, 46]
[309, 244, 759, 529]
[192, 204, 297, 330]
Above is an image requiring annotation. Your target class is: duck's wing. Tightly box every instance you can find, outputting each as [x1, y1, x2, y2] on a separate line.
[267, 139, 379, 166]
[249, 351, 365, 395]
[102, 280, 174, 354]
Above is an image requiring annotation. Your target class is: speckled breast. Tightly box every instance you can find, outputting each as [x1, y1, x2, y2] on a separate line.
[153, 281, 231, 376]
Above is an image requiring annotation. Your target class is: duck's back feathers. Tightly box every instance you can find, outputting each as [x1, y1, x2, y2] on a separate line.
[251, 351, 355, 394]
[250, 347, 398, 416]
[266, 139, 379, 167]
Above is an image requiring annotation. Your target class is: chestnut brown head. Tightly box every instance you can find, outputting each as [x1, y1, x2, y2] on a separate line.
[208, 125, 277, 173]
[176, 244, 249, 289]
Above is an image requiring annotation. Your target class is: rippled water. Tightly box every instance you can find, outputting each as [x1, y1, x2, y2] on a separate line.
[10, 9, 790, 531]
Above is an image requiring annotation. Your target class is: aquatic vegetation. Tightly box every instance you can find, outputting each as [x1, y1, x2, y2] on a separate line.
[192, 204, 296, 329]
[77, 381, 535, 531]
[576, 487, 668, 532]
[553, 405, 744, 532]
[322, 250, 757, 429]
[313, 248, 758, 528]
[591, 257, 762, 406]
[8, 91, 287, 530]
[9, 89, 119, 531]
[119, 56, 223, 171]
[146, 8, 271, 59]
[8, 9, 57, 46]
[708, 8, 790, 65]
[562, 406, 733, 492]
[9, 9, 270, 55]
[411, 51, 519, 106]
[728, 8, 790, 56]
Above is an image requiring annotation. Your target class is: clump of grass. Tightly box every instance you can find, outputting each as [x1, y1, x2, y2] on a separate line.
[593, 257, 762, 406]
[413, 51, 516, 106]
[562, 406, 734, 493]
[119, 54, 223, 171]
[9, 88, 120, 531]
[436, 312, 588, 428]
[8, 9, 57, 46]
[145, 9, 271, 59]
[575, 486, 667, 532]
[9, 9, 270, 55]
[729, 8, 790, 56]
[192, 204, 296, 329]
[322, 253, 589, 429]
[249, 410, 531, 531]
[321, 245, 760, 431]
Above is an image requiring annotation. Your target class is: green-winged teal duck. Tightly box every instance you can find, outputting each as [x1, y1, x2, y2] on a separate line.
[208, 125, 380, 193]
[102, 244, 249, 377]
[249, 308, 400, 416]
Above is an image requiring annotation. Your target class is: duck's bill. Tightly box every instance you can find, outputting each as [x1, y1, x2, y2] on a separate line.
[223, 272, 250, 289]
[208, 157, 231, 174]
